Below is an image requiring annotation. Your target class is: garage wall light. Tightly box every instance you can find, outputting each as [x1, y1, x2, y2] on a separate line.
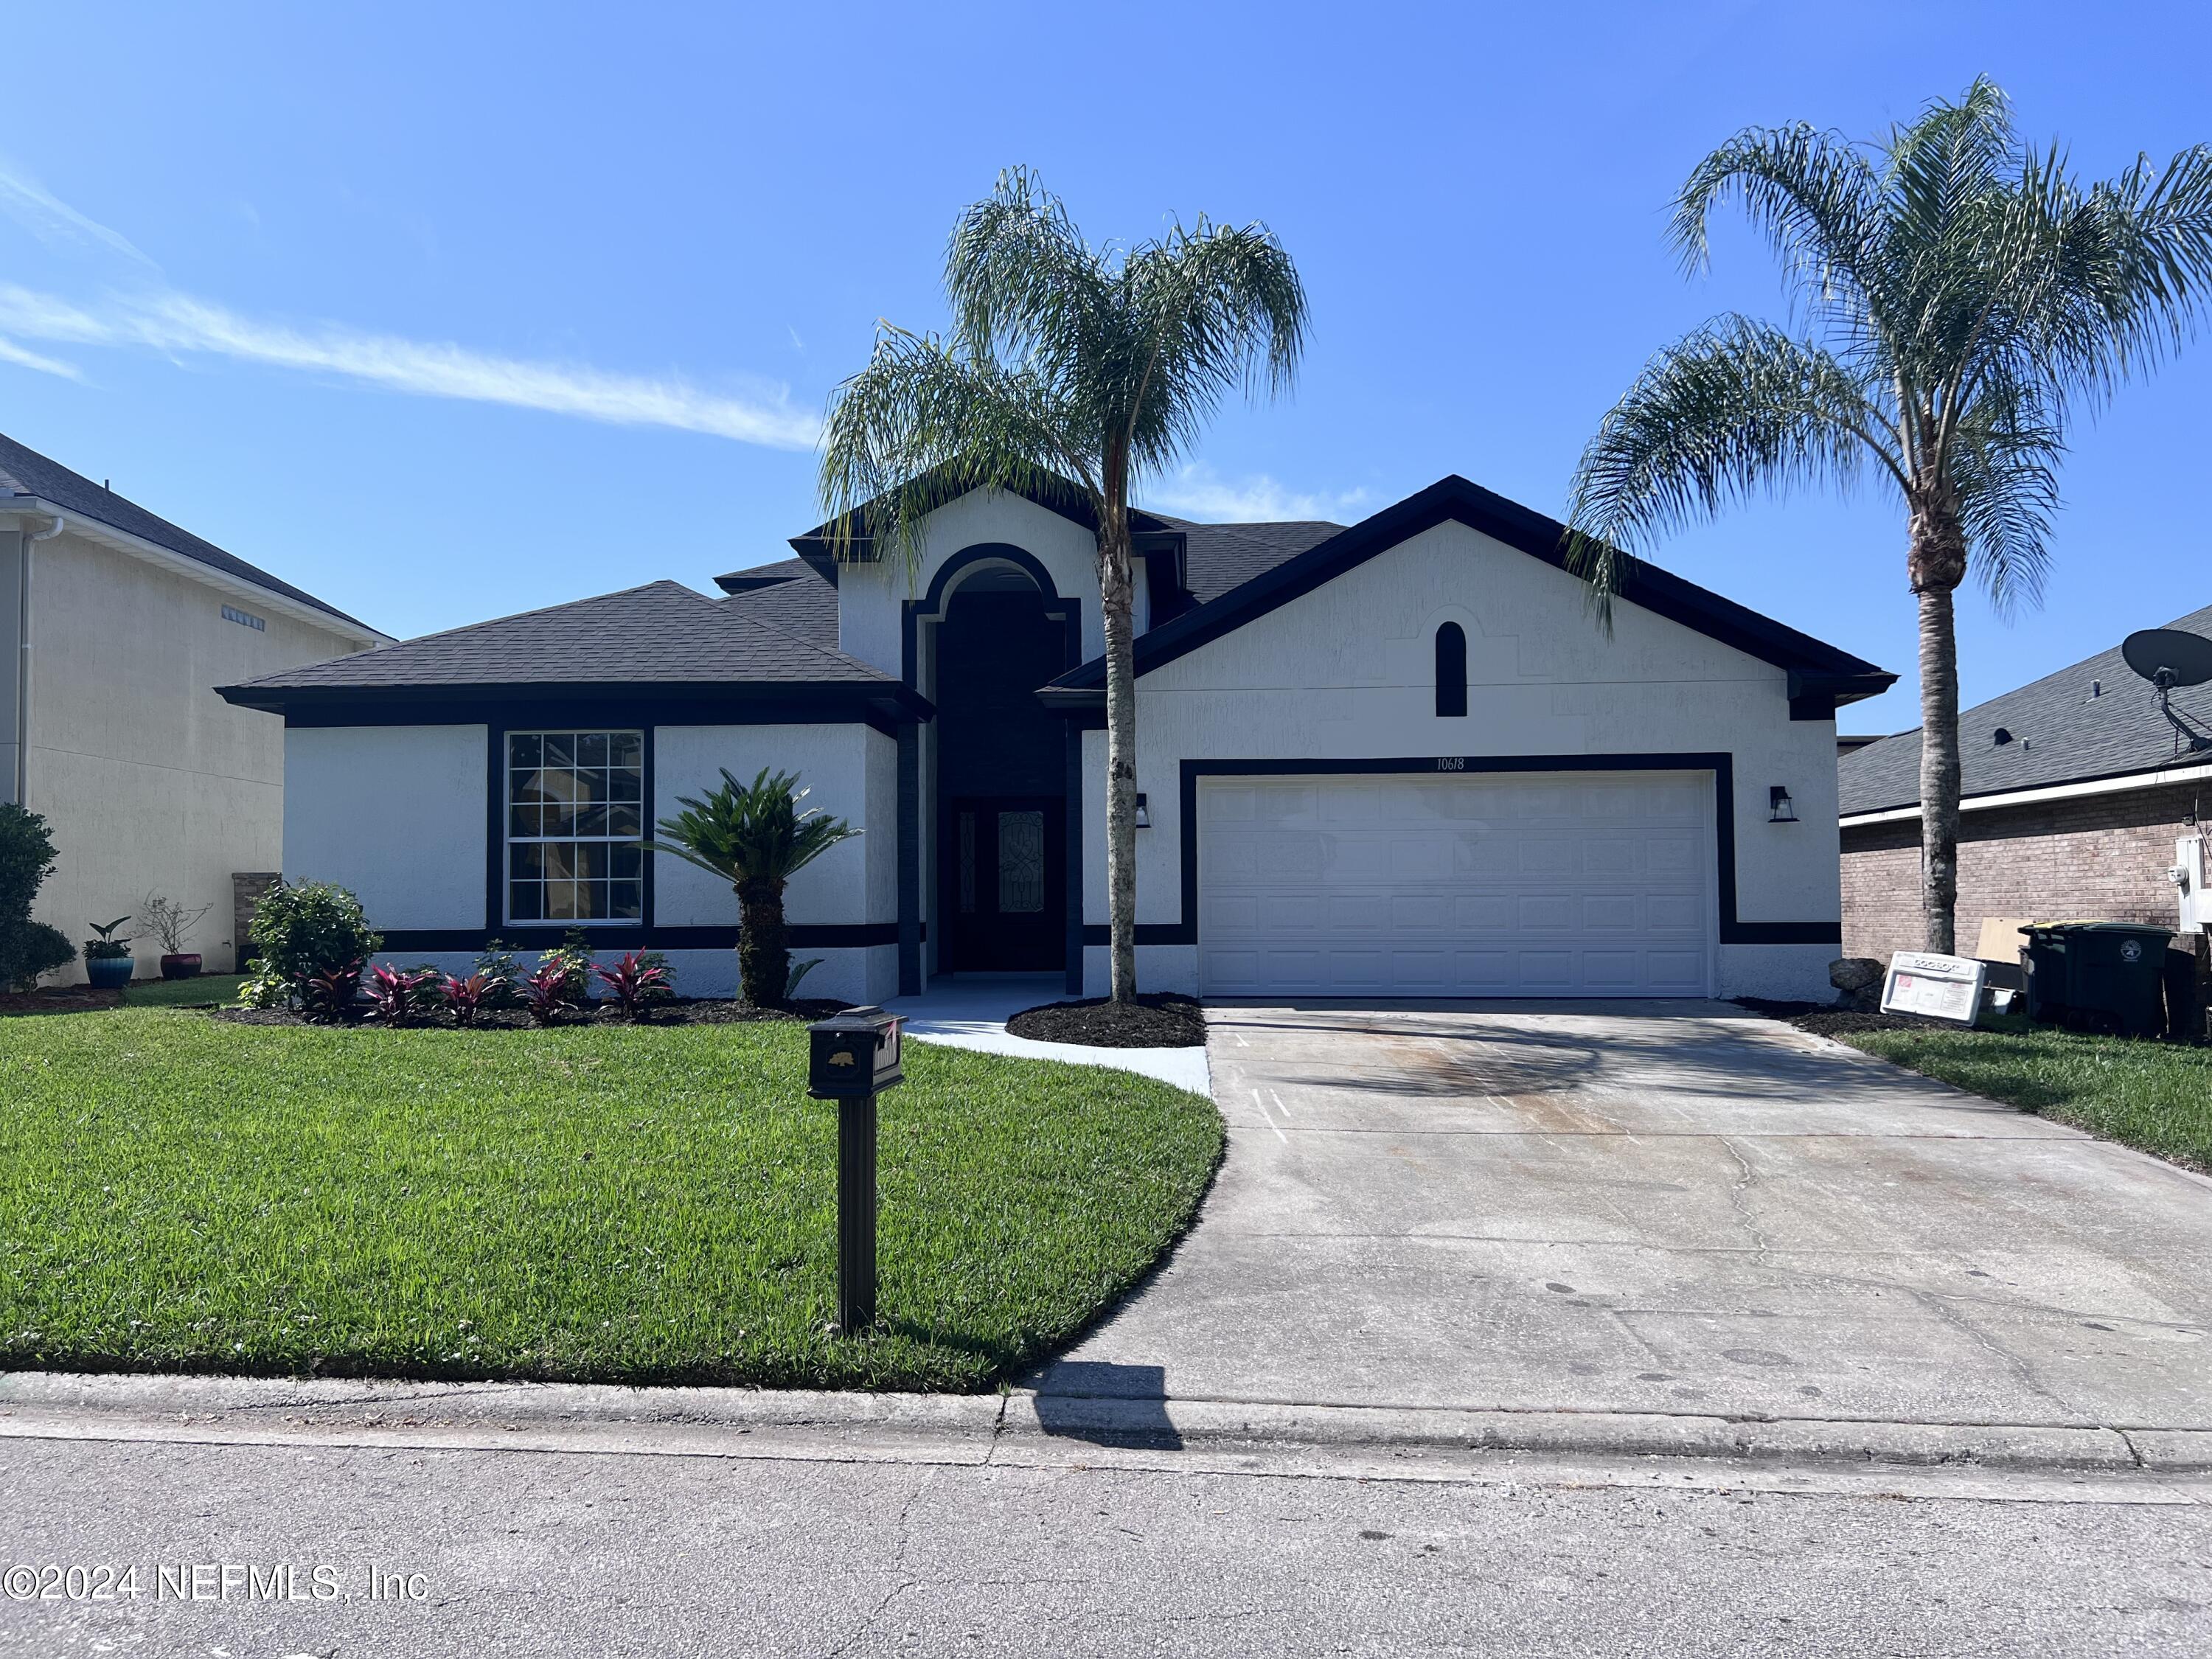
[1768, 786, 1798, 823]
[1134, 793, 1151, 829]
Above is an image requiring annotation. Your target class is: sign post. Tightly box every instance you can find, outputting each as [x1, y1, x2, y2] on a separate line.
[806, 1006, 905, 1335]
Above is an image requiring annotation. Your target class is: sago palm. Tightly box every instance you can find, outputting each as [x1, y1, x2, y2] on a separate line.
[818, 167, 1307, 1002]
[643, 767, 857, 1006]
[1566, 78, 2212, 952]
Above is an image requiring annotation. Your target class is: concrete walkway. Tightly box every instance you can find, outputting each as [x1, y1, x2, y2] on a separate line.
[886, 975, 1211, 1093]
[1029, 1000, 2212, 1447]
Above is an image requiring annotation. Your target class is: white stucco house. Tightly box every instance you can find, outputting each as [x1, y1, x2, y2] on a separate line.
[1, 431, 385, 981]
[220, 473, 1892, 1004]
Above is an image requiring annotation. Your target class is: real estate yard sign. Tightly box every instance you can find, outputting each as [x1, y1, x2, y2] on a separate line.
[1881, 952, 1988, 1026]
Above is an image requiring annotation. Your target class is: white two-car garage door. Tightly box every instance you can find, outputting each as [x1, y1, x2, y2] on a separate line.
[1197, 771, 1716, 998]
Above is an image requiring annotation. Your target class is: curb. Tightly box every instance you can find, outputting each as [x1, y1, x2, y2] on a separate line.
[3, 1372, 2206, 1475]
[1004, 1394, 2196, 1472]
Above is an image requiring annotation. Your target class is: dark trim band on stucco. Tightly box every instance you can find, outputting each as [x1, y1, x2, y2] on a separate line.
[1045, 476, 1893, 712]
[1075, 754, 1841, 951]
[462, 721, 902, 959]
[898, 543, 1088, 993]
[379, 922, 912, 953]
[244, 682, 933, 738]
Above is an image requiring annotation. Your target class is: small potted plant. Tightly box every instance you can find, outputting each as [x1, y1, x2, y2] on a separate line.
[140, 891, 214, 980]
[82, 915, 133, 990]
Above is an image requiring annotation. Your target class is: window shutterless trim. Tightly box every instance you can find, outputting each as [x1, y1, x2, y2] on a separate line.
[501, 727, 649, 927]
[486, 723, 656, 932]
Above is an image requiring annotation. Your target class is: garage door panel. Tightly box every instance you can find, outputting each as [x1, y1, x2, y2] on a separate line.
[1199, 771, 1715, 998]
[1455, 895, 1513, 930]
[1517, 894, 1573, 930]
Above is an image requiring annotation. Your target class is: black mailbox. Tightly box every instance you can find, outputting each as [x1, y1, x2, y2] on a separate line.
[807, 1006, 904, 1099]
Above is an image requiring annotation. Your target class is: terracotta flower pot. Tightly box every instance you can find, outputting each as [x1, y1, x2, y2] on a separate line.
[159, 953, 203, 980]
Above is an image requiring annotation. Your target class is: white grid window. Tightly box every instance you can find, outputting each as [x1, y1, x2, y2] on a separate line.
[506, 731, 645, 923]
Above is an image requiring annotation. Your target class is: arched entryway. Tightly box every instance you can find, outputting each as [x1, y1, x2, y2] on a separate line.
[916, 547, 1079, 975]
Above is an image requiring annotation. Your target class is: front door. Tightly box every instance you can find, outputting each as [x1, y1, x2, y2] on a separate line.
[945, 796, 1065, 972]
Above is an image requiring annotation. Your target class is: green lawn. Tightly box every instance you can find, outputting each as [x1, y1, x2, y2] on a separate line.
[0, 1009, 1222, 1391]
[1837, 1023, 2212, 1173]
[122, 973, 247, 1009]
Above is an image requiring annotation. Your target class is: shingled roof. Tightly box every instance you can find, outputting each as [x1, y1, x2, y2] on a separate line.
[714, 512, 1341, 635]
[0, 430, 376, 634]
[712, 557, 841, 648]
[1151, 515, 1349, 604]
[1840, 601, 2212, 816]
[220, 580, 910, 714]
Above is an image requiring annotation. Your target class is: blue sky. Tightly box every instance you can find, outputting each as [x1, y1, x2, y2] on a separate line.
[4, 1, 2207, 732]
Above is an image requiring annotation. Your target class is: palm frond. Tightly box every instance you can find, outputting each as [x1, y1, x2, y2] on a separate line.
[641, 768, 858, 888]
[817, 324, 1091, 575]
[945, 166, 1115, 373]
[1565, 318, 1898, 625]
[1944, 366, 2062, 614]
[1119, 217, 1309, 473]
[1672, 119, 1883, 318]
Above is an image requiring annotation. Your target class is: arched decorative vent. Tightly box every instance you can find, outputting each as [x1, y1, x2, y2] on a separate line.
[1435, 622, 1468, 717]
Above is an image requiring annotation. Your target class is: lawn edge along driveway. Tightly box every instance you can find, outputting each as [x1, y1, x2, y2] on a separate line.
[1804, 1020, 2212, 1176]
[0, 1008, 1224, 1394]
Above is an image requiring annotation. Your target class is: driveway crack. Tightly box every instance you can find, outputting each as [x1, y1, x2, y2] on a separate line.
[1717, 1135, 1774, 1264]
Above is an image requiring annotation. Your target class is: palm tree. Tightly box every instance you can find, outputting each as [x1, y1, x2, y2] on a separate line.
[818, 167, 1308, 1002]
[1565, 79, 2212, 953]
[643, 767, 858, 1006]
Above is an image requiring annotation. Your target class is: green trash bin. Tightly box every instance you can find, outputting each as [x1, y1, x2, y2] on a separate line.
[2019, 922, 2173, 1038]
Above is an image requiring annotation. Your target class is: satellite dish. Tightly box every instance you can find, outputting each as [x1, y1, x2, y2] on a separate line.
[2122, 628, 2212, 689]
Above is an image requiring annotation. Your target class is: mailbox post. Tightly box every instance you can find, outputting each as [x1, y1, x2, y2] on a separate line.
[806, 1006, 905, 1335]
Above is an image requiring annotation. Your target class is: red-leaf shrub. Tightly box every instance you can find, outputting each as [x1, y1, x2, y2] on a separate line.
[441, 971, 499, 1026]
[592, 950, 672, 1021]
[366, 963, 439, 1026]
[521, 960, 579, 1026]
[301, 959, 364, 1020]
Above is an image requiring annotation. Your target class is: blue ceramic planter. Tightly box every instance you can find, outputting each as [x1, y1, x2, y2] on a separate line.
[84, 955, 133, 990]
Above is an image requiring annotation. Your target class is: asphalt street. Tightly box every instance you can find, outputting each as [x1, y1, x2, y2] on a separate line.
[2, 1431, 2208, 1658]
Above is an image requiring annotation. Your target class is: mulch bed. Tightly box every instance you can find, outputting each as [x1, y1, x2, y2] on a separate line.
[214, 996, 848, 1032]
[1006, 992, 1206, 1049]
[0, 987, 122, 1019]
[1732, 997, 1951, 1038]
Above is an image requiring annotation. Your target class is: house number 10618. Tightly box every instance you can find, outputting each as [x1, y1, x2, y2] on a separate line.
[1434, 757, 1466, 771]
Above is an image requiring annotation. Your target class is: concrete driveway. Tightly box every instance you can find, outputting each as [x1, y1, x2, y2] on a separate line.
[1032, 1001, 2212, 1441]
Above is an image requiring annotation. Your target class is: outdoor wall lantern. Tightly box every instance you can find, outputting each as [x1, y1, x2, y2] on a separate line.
[1768, 786, 1798, 824]
[1133, 793, 1151, 828]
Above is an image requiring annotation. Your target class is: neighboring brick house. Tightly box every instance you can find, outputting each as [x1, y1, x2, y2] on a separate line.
[1839, 602, 2212, 965]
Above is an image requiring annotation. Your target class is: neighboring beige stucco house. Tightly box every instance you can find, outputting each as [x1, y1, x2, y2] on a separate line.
[0, 432, 385, 983]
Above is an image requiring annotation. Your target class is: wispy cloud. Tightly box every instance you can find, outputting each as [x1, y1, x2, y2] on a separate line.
[0, 160, 158, 268]
[1145, 463, 1370, 524]
[0, 335, 83, 380]
[0, 167, 819, 450]
[0, 283, 820, 449]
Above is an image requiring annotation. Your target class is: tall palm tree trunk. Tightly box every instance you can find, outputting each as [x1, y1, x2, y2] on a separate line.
[1097, 493, 1141, 1005]
[1910, 502, 1968, 956]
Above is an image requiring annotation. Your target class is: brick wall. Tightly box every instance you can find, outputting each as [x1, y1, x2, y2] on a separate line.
[1840, 782, 2205, 963]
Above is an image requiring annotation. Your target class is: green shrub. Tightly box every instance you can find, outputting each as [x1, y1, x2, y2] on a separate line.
[0, 804, 60, 923]
[0, 805, 71, 990]
[0, 920, 74, 992]
[248, 881, 381, 1004]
